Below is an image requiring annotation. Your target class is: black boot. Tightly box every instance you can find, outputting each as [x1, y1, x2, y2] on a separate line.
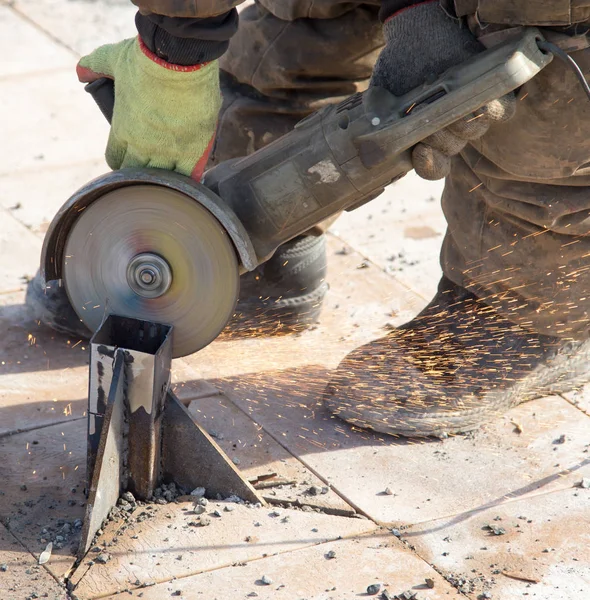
[25, 273, 91, 339]
[226, 234, 328, 335]
[324, 277, 590, 438]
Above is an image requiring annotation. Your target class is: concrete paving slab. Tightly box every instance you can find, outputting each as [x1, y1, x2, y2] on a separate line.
[0, 298, 89, 435]
[218, 374, 590, 526]
[0, 524, 68, 600]
[0, 208, 42, 292]
[13, 0, 136, 56]
[71, 500, 377, 599]
[180, 234, 426, 381]
[0, 419, 87, 580]
[332, 173, 446, 301]
[100, 533, 462, 600]
[403, 487, 590, 599]
[0, 5, 75, 78]
[562, 385, 590, 417]
[187, 395, 355, 514]
[0, 70, 108, 176]
[0, 159, 107, 237]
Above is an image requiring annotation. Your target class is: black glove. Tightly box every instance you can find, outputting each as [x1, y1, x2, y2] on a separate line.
[371, 1, 516, 180]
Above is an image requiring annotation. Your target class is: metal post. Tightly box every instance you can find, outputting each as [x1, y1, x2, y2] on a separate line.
[80, 315, 263, 557]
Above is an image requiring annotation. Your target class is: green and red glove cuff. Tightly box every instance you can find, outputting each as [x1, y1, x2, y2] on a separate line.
[76, 36, 210, 83]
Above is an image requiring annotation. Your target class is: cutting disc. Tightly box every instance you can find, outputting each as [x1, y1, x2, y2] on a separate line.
[63, 185, 240, 357]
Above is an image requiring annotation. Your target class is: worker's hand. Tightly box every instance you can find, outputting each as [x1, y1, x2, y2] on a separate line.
[371, 1, 516, 181]
[77, 37, 221, 181]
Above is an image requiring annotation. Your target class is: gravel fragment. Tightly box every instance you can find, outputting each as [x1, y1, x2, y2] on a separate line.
[483, 524, 506, 536]
[95, 553, 111, 564]
[260, 575, 272, 585]
[224, 505, 235, 512]
[554, 434, 567, 444]
[122, 491, 136, 503]
[0, 563, 7, 572]
[190, 487, 206, 498]
[325, 550, 336, 559]
[384, 487, 393, 496]
[308, 485, 322, 496]
[577, 478, 590, 489]
[425, 578, 435, 589]
[367, 583, 381, 595]
[38, 542, 52, 565]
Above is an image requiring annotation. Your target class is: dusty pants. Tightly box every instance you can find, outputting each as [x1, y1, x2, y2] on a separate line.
[217, 1, 590, 337]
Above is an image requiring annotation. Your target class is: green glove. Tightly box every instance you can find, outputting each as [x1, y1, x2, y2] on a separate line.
[77, 37, 221, 180]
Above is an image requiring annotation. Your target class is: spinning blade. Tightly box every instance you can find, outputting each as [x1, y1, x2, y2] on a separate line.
[63, 185, 239, 357]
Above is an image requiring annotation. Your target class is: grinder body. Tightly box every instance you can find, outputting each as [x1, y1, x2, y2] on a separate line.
[204, 28, 550, 265]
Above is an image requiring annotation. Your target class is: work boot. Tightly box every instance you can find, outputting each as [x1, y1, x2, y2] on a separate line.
[226, 234, 329, 335]
[324, 277, 590, 438]
[25, 273, 91, 339]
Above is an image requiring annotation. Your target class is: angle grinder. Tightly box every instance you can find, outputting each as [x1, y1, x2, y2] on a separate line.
[41, 29, 552, 358]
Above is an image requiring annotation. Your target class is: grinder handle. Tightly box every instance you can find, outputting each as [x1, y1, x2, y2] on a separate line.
[84, 78, 115, 124]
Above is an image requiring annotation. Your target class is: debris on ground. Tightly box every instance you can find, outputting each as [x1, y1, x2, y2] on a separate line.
[0, 563, 7, 572]
[95, 553, 111, 564]
[383, 487, 394, 496]
[325, 550, 336, 559]
[501, 571, 540, 584]
[553, 434, 567, 445]
[483, 523, 506, 536]
[190, 487, 206, 498]
[425, 577, 435, 588]
[392, 591, 417, 599]
[367, 583, 382, 595]
[259, 575, 272, 585]
[38, 542, 52, 565]
[576, 478, 590, 489]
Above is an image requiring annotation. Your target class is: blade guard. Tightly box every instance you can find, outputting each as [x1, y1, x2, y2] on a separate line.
[41, 168, 258, 285]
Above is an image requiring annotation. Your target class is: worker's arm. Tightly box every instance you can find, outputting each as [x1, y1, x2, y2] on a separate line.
[371, 0, 517, 180]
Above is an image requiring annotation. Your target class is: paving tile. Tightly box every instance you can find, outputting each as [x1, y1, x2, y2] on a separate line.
[13, 0, 137, 57]
[0, 419, 87, 580]
[562, 384, 590, 417]
[0, 70, 109, 176]
[187, 395, 355, 514]
[0, 524, 68, 600]
[0, 208, 42, 292]
[0, 5, 75, 78]
[0, 298, 90, 435]
[403, 487, 590, 599]
[70, 500, 377, 598]
[0, 159, 107, 236]
[180, 234, 425, 381]
[332, 172, 446, 300]
[100, 533, 461, 600]
[218, 374, 590, 526]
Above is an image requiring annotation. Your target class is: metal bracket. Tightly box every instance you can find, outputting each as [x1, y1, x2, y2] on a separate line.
[79, 315, 263, 556]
